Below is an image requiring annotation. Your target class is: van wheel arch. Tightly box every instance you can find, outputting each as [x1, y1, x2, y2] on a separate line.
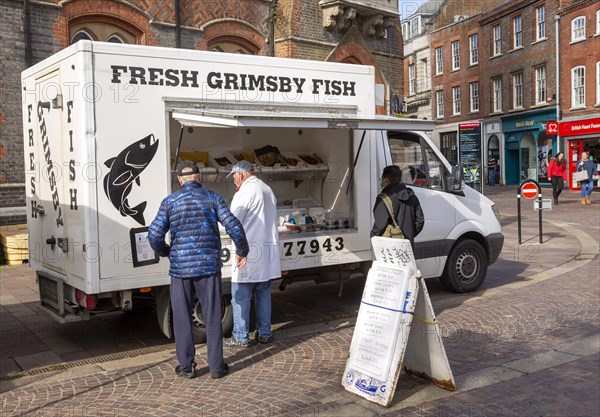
[440, 237, 488, 293]
[155, 287, 233, 343]
[191, 294, 233, 344]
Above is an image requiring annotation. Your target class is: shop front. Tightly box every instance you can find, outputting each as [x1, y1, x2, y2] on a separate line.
[483, 120, 502, 185]
[501, 108, 557, 186]
[561, 117, 600, 190]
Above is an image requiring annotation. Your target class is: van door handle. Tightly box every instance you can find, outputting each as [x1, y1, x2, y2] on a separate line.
[46, 236, 56, 248]
[33, 205, 45, 215]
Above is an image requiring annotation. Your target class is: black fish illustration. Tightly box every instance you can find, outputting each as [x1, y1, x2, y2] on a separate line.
[103, 134, 159, 225]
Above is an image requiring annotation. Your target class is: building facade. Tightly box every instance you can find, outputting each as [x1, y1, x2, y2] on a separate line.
[401, 0, 444, 121]
[0, 0, 403, 223]
[430, 14, 485, 166]
[479, 0, 559, 187]
[424, 0, 599, 189]
[557, 0, 600, 190]
[401, 0, 505, 125]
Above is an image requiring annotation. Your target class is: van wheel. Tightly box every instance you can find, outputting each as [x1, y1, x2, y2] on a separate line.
[440, 239, 488, 293]
[191, 294, 233, 344]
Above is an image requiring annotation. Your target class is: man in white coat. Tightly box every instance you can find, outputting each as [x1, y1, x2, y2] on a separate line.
[224, 160, 281, 347]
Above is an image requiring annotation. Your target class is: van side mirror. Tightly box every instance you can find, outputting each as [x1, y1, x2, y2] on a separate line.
[447, 164, 463, 192]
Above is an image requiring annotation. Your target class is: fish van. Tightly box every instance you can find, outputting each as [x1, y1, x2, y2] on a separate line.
[21, 41, 503, 342]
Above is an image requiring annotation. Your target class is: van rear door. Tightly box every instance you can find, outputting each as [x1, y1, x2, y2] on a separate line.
[33, 71, 68, 275]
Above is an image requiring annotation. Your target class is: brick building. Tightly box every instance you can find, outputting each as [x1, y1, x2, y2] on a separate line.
[401, 0, 504, 126]
[430, 14, 487, 166]
[426, 0, 562, 188]
[557, 0, 600, 190]
[401, 0, 444, 122]
[0, 0, 403, 224]
[478, 0, 560, 187]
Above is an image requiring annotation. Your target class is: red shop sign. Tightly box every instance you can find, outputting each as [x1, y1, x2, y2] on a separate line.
[546, 121, 559, 135]
[559, 117, 600, 137]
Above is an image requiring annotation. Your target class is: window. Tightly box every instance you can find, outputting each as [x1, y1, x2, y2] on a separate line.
[597, 10, 600, 35]
[493, 78, 502, 112]
[536, 5, 546, 40]
[452, 41, 460, 70]
[452, 86, 461, 115]
[512, 73, 523, 108]
[435, 47, 443, 75]
[424, 147, 444, 190]
[106, 34, 125, 43]
[409, 64, 416, 96]
[597, 61, 600, 104]
[408, 16, 422, 39]
[436, 90, 444, 118]
[572, 17, 586, 42]
[469, 34, 478, 65]
[535, 66, 547, 105]
[69, 21, 137, 45]
[513, 16, 522, 48]
[389, 133, 447, 189]
[470, 82, 479, 112]
[440, 132, 458, 164]
[71, 30, 94, 44]
[422, 58, 430, 91]
[572, 66, 585, 107]
[493, 25, 502, 55]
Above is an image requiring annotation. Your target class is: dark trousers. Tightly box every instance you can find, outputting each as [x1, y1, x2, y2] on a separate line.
[551, 176, 564, 202]
[170, 273, 225, 374]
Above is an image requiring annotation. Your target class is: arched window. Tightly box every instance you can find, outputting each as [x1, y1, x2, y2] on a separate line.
[71, 30, 94, 44]
[69, 20, 138, 45]
[106, 34, 125, 43]
[207, 34, 259, 55]
[208, 41, 254, 54]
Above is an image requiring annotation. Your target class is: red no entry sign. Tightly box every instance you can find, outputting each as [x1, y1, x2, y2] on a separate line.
[521, 182, 539, 199]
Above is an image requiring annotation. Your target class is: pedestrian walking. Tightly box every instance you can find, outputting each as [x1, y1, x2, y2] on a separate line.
[547, 152, 567, 205]
[224, 160, 281, 348]
[371, 165, 424, 249]
[148, 164, 249, 379]
[576, 151, 598, 205]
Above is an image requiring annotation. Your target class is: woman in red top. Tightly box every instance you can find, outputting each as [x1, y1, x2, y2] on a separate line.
[547, 152, 567, 205]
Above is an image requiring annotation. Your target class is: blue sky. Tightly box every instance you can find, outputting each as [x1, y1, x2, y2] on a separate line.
[399, 0, 427, 19]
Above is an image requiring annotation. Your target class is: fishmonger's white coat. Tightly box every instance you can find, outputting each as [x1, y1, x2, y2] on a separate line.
[230, 176, 281, 283]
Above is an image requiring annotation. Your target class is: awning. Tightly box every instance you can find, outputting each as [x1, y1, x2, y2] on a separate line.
[171, 108, 435, 131]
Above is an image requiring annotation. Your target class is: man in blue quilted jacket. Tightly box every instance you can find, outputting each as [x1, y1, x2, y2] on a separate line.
[148, 164, 249, 379]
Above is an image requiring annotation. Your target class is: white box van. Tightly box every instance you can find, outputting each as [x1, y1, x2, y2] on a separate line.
[21, 42, 503, 342]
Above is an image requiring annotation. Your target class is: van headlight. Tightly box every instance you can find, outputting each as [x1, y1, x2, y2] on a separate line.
[492, 204, 501, 221]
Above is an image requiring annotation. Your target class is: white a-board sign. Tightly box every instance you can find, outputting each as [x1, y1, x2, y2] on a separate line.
[342, 237, 456, 407]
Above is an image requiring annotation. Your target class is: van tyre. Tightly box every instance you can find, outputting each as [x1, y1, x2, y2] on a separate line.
[440, 239, 488, 293]
[191, 294, 233, 344]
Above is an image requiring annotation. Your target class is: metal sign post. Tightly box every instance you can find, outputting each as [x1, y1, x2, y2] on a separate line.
[517, 179, 543, 244]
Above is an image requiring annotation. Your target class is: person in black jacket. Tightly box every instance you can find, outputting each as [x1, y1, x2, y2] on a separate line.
[371, 165, 425, 249]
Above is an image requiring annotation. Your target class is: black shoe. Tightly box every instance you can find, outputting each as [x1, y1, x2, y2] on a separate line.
[175, 363, 197, 379]
[210, 363, 229, 379]
[223, 337, 251, 348]
[255, 332, 275, 344]
[555, 200, 559, 205]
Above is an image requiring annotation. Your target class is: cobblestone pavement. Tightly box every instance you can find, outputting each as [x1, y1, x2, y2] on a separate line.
[1, 186, 599, 416]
